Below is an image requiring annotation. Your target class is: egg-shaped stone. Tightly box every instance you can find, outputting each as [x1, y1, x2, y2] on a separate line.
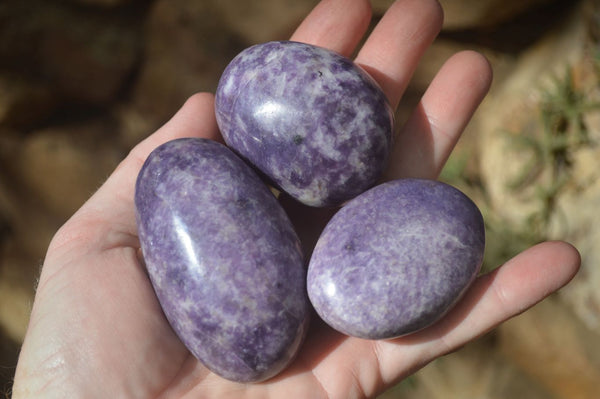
[307, 179, 485, 339]
[215, 40, 394, 207]
[135, 138, 309, 382]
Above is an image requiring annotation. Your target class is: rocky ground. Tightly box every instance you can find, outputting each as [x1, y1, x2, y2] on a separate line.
[1, 0, 599, 397]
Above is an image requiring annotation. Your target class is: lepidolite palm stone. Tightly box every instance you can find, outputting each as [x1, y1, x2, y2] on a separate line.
[215, 40, 394, 207]
[307, 179, 485, 339]
[135, 138, 309, 382]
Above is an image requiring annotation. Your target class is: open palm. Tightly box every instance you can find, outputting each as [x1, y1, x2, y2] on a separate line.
[13, 0, 580, 398]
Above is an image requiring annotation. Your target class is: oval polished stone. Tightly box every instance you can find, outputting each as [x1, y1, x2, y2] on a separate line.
[135, 138, 309, 382]
[215, 40, 394, 207]
[307, 179, 485, 339]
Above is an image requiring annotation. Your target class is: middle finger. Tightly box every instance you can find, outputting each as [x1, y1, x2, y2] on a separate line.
[355, 0, 444, 109]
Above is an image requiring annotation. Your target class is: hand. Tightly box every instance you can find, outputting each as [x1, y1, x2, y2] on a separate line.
[12, 0, 580, 397]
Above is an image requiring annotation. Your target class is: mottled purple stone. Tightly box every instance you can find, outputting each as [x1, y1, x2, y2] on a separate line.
[307, 179, 485, 339]
[134, 138, 309, 382]
[215, 40, 394, 207]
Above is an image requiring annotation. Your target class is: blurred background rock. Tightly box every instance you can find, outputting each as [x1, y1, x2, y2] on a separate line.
[1, 0, 599, 397]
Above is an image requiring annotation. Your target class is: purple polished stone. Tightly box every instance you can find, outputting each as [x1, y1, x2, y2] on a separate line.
[134, 138, 309, 382]
[215, 40, 394, 207]
[307, 179, 485, 339]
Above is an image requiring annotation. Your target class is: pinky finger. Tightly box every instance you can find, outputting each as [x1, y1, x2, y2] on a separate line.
[384, 50, 493, 181]
[375, 241, 581, 386]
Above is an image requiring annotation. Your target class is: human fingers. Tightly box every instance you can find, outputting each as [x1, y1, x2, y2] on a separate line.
[290, 0, 372, 57]
[384, 50, 493, 180]
[355, 0, 444, 109]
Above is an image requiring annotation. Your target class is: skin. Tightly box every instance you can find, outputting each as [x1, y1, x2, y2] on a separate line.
[12, 0, 581, 398]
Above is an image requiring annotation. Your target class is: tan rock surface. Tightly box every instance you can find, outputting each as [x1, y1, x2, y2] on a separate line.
[477, 3, 600, 336]
[499, 296, 600, 399]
